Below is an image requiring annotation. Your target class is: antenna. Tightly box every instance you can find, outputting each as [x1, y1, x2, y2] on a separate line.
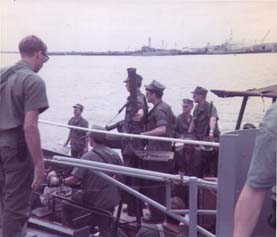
[148, 37, 151, 48]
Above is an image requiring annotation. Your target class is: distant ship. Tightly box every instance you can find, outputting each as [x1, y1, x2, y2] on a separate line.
[131, 37, 181, 56]
[206, 30, 277, 55]
[131, 46, 180, 56]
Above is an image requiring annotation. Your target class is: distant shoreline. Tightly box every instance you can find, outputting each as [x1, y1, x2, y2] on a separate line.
[1, 50, 276, 56]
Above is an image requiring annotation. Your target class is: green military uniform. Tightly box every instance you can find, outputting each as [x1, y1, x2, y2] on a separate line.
[62, 144, 122, 236]
[175, 98, 193, 138]
[175, 113, 192, 138]
[136, 223, 179, 237]
[0, 60, 48, 237]
[146, 100, 176, 151]
[247, 102, 277, 189]
[191, 86, 220, 176]
[122, 92, 148, 155]
[68, 116, 89, 158]
[143, 80, 176, 221]
[192, 101, 219, 140]
[122, 91, 148, 216]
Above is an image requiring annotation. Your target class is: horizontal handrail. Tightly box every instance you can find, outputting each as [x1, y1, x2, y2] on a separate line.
[47, 156, 217, 190]
[39, 119, 220, 147]
[45, 157, 216, 237]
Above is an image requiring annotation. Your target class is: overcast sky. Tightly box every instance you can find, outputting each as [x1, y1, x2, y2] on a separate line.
[1, 0, 277, 52]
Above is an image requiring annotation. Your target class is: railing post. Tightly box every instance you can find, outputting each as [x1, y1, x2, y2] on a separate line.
[189, 177, 198, 237]
[166, 182, 171, 209]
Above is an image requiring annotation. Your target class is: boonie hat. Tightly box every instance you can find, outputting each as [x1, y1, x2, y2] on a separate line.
[145, 80, 166, 92]
[191, 86, 208, 95]
[73, 104, 84, 112]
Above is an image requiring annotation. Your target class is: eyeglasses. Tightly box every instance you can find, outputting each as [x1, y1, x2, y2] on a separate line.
[41, 51, 49, 63]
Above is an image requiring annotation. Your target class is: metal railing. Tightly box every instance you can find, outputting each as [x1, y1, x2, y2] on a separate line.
[41, 120, 219, 237]
[39, 120, 220, 147]
[46, 156, 217, 237]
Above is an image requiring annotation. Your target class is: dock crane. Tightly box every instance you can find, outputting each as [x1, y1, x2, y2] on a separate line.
[261, 30, 271, 43]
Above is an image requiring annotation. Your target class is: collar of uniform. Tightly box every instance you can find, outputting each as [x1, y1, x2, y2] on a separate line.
[16, 59, 33, 71]
[148, 100, 163, 116]
[93, 144, 105, 151]
[72, 116, 83, 123]
[197, 101, 209, 111]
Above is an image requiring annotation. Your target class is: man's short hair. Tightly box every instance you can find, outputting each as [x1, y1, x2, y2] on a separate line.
[165, 196, 186, 225]
[19, 35, 47, 57]
[90, 125, 106, 144]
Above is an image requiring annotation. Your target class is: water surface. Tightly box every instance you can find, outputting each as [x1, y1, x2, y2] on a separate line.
[1, 53, 276, 145]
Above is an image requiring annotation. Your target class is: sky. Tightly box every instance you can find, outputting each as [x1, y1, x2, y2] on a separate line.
[1, 0, 277, 52]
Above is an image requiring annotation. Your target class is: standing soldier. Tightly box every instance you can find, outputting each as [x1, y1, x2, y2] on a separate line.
[122, 68, 148, 217]
[141, 80, 176, 223]
[188, 86, 220, 176]
[175, 98, 194, 138]
[64, 104, 89, 158]
[188, 86, 220, 141]
[0, 35, 49, 237]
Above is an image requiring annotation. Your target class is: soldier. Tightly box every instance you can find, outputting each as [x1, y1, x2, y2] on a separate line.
[188, 86, 220, 141]
[59, 126, 123, 236]
[0, 35, 49, 237]
[136, 196, 186, 237]
[175, 134, 204, 178]
[175, 98, 194, 138]
[122, 69, 148, 164]
[121, 68, 148, 217]
[188, 86, 220, 176]
[173, 134, 206, 207]
[142, 80, 175, 151]
[141, 80, 176, 223]
[64, 104, 89, 158]
[234, 102, 277, 237]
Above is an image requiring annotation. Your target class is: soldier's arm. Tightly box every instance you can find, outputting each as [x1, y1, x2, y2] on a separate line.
[64, 176, 80, 186]
[209, 105, 218, 137]
[233, 184, 267, 237]
[132, 108, 144, 122]
[64, 118, 73, 146]
[24, 110, 45, 190]
[188, 120, 195, 133]
[83, 120, 89, 153]
[209, 117, 217, 137]
[141, 125, 166, 136]
[64, 132, 71, 146]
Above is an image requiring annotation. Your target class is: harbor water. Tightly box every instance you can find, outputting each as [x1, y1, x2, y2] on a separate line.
[1, 53, 277, 146]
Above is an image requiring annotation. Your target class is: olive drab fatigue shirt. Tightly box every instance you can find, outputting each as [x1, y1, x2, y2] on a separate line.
[247, 102, 277, 189]
[0, 60, 49, 146]
[68, 116, 89, 150]
[71, 144, 123, 210]
[192, 101, 219, 140]
[175, 113, 192, 138]
[124, 92, 148, 134]
[146, 100, 176, 151]
[122, 92, 148, 154]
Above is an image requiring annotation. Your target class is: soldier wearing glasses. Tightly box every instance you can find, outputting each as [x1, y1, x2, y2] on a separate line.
[0, 35, 49, 237]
